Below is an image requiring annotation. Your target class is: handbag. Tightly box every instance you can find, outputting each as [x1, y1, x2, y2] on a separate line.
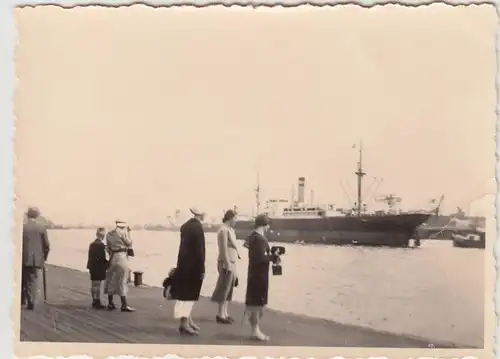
[127, 248, 135, 257]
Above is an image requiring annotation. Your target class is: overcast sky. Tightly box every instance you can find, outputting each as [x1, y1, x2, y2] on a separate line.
[14, 5, 496, 224]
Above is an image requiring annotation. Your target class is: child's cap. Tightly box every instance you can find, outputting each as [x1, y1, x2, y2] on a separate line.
[96, 227, 106, 236]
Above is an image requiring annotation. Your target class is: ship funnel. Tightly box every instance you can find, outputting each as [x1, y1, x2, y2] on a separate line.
[298, 177, 305, 203]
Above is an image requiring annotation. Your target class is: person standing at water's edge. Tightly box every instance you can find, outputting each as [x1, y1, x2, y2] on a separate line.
[104, 220, 135, 312]
[211, 209, 241, 324]
[170, 207, 206, 336]
[21, 207, 50, 310]
[245, 214, 280, 341]
[86, 227, 109, 309]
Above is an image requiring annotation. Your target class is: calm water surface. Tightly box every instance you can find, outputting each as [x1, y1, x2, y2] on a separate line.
[46, 229, 484, 347]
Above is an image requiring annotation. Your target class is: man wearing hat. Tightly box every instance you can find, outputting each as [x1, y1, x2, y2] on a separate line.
[104, 219, 135, 312]
[21, 207, 50, 310]
[170, 207, 207, 335]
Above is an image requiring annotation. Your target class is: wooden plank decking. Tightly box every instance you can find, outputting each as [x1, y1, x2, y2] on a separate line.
[19, 265, 460, 347]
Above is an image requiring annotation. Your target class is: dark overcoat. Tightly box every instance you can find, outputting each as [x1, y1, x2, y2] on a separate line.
[22, 220, 50, 268]
[245, 231, 271, 307]
[87, 239, 109, 281]
[170, 218, 206, 301]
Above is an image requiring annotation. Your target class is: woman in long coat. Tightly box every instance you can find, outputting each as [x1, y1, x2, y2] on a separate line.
[170, 208, 206, 335]
[244, 214, 279, 341]
[104, 220, 135, 312]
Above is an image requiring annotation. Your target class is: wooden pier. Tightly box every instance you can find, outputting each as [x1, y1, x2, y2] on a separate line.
[19, 265, 461, 348]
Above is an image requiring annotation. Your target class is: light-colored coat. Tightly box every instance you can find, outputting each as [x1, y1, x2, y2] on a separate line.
[104, 228, 132, 296]
[217, 224, 240, 274]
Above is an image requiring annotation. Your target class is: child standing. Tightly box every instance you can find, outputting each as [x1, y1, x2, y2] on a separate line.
[87, 227, 108, 309]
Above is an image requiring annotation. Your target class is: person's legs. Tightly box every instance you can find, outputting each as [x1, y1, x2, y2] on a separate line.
[98, 280, 104, 301]
[247, 305, 269, 341]
[212, 263, 228, 317]
[90, 279, 97, 305]
[212, 268, 234, 323]
[91, 280, 105, 309]
[224, 276, 235, 320]
[21, 266, 27, 306]
[104, 262, 117, 310]
[116, 264, 135, 312]
[24, 267, 39, 310]
[217, 301, 226, 317]
[185, 301, 199, 330]
[107, 294, 116, 309]
[175, 301, 198, 335]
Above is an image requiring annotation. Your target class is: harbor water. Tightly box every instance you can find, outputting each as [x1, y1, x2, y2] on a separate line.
[44, 229, 484, 347]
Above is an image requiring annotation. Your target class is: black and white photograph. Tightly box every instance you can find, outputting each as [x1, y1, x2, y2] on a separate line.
[13, 4, 496, 358]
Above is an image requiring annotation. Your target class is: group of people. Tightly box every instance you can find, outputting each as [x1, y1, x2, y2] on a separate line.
[86, 220, 135, 312]
[166, 207, 281, 341]
[21, 205, 281, 341]
[21, 206, 137, 312]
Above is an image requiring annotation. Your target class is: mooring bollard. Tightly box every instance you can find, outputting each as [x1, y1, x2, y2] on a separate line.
[133, 271, 144, 287]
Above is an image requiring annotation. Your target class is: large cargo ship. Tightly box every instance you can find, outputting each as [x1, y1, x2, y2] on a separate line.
[234, 143, 432, 247]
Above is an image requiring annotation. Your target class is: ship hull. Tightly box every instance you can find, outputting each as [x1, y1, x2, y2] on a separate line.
[234, 213, 431, 247]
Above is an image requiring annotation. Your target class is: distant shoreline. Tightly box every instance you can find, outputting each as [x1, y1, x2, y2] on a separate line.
[47, 227, 181, 231]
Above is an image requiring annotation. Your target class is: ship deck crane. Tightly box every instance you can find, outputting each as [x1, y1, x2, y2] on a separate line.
[432, 195, 444, 216]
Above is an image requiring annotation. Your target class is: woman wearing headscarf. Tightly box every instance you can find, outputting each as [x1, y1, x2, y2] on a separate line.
[104, 220, 135, 312]
[244, 213, 280, 341]
[210, 209, 241, 324]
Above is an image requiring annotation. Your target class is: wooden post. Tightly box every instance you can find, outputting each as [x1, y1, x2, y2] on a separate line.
[133, 271, 144, 287]
[42, 267, 47, 302]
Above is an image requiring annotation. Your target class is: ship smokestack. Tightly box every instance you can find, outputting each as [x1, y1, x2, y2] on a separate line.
[298, 177, 305, 203]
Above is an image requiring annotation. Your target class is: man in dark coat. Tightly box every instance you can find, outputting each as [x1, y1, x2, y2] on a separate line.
[87, 227, 108, 309]
[170, 207, 206, 335]
[21, 207, 50, 310]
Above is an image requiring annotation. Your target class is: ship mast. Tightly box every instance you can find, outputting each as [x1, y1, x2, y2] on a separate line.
[255, 170, 261, 214]
[355, 141, 366, 216]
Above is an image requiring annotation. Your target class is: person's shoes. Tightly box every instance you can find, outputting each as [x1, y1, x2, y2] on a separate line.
[107, 303, 116, 311]
[121, 305, 136, 312]
[189, 322, 200, 331]
[216, 315, 233, 324]
[26, 303, 34, 311]
[92, 300, 106, 310]
[250, 332, 270, 342]
[179, 326, 199, 336]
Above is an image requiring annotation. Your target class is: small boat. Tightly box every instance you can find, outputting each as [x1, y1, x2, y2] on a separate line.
[452, 231, 485, 249]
